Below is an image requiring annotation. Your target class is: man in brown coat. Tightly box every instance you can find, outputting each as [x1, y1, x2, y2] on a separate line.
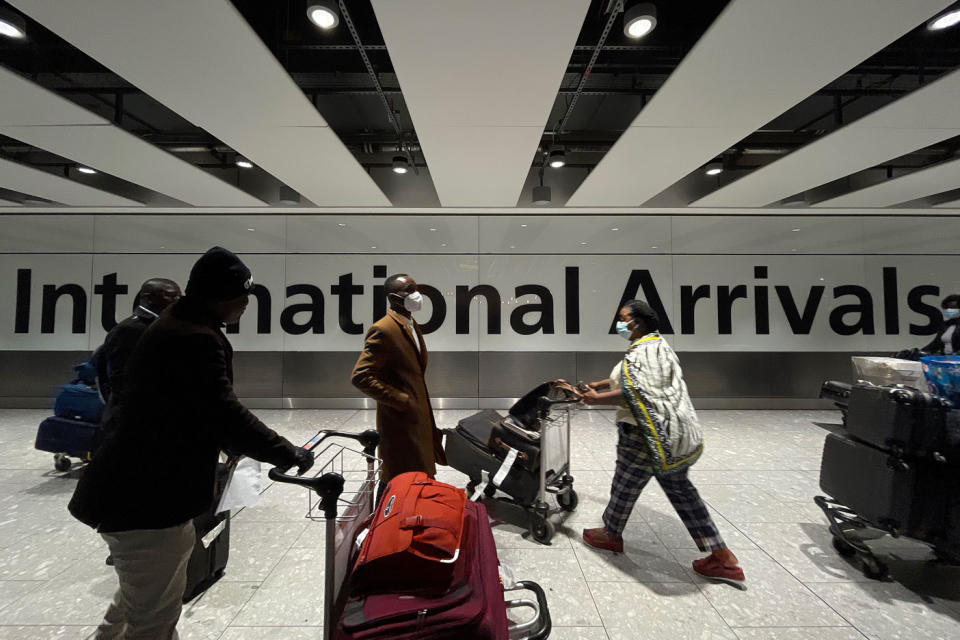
[352, 273, 446, 492]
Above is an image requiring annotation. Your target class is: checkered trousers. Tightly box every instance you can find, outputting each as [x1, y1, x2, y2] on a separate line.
[602, 422, 726, 552]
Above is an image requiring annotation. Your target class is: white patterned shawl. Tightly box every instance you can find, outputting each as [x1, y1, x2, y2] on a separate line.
[618, 333, 703, 475]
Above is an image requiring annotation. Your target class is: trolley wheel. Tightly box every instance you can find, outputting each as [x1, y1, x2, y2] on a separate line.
[862, 557, 888, 580]
[54, 454, 72, 472]
[557, 488, 579, 512]
[530, 518, 555, 545]
[832, 536, 857, 558]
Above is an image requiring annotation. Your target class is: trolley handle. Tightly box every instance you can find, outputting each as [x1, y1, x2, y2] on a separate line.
[536, 394, 580, 414]
[296, 428, 379, 456]
[508, 580, 551, 640]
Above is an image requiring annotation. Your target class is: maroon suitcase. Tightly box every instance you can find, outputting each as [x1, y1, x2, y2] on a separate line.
[335, 501, 508, 640]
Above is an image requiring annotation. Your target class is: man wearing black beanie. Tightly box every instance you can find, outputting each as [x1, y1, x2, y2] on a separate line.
[69, 246, 313, 640]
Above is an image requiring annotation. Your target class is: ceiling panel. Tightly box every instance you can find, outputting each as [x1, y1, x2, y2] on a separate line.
[567, 0, 953, 207]
[696, 68, 960, 207]
[0, 198, 23, 207]
[9, 0, 389, 207]
[0, 66, 264, 207]
[814, 155, 960, 208]
[371, 0, 589, 206]
[0, 157, 142, 207]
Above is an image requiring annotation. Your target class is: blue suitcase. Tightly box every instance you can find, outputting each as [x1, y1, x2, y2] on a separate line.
[53, 383, 104, 423]
[35, 416, 100, 471]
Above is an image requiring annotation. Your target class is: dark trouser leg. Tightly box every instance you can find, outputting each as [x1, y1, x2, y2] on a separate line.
[657, 469, 726, 552]
[601, 425, 655, 536]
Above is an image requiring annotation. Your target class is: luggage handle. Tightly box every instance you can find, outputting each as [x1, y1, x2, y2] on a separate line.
[493, 437, 529, 462]
[505, 580, 551, 640]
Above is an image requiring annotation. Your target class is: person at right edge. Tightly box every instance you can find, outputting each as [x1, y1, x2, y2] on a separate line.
[577, 299, 746, 588]
[68, 247, 313, 640]
[351, 273, 446, 503]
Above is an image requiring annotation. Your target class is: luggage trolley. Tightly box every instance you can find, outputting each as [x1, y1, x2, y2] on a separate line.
[269, 429, 552, 640]
[814, 381, 960, 580]
[445, 383, 581, 545]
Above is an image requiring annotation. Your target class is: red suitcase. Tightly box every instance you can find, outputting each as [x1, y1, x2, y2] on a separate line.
[337, 501, 505, 639]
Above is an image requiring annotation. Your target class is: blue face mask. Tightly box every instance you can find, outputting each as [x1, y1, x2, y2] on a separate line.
[945, 308, 960, 321]
[616, 320, 633, 340]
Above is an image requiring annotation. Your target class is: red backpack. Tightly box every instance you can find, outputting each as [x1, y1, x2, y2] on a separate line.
[351, 472, 467, 596]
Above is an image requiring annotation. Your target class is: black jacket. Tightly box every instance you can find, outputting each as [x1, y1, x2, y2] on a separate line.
[68, 296, 300, 532]
[923, 318, 960, 356]
[96, 308, 155, 411]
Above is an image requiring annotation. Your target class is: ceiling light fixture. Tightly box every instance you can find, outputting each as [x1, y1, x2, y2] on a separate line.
[548, 148, 566, 169]
[0, 9, 26, 39]
[623, 2, 657, 39]
[235, 156, 253, 169]
[278, 185, 301, 205]
[392, 155, 410, 174]
[929, 9, 960, 30]
[532, 185, 551, 206]
[77, 166, 97, 175]
[307, 1, 339, 29]
[704, 162, 723, 176]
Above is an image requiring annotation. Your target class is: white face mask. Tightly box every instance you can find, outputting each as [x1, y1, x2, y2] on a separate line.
[395, 291, 422, 313]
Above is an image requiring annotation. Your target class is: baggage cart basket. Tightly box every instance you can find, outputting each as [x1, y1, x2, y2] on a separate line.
[270, 429, 552, 640]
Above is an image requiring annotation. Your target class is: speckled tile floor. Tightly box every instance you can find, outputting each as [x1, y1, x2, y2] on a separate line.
[1, 408, 959, 639]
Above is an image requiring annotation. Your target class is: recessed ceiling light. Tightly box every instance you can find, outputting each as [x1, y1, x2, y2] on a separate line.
[792, 228, 800, 232]
[235, 157, 253, 169]
[929, 9, 960, 30]
[429, 227, 437, 231]
[337, 223, 346, 227]
[247, 228, 255, 232]
[580, 242, 588, 245]
[704, 162, 723, 176]
[624, 2, 657, 39]
[509, 245, 516, 249]
[307, 2, 339, 29]
[521, 224, 528, 227]
[371, 246, 377, 249]
[548, 148, 566, 169]
[441, 243, 447, 247]
[651, 245, 658, 249]
[0, 9, 26, 40]
[611, 227, 619, 231]
[392, 155, 410, 174]
[77, 166, 96, 175]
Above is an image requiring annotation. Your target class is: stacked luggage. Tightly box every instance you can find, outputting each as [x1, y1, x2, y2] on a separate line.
[269, 430, 552, 640]
[35, 360, 105, 471]
[816, 382, 960, 578]
[444, 381, 579, 544]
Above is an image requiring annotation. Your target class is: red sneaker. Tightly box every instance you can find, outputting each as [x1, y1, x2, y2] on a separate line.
[582, 527, 624, 553]
[692, 555, 746, 589]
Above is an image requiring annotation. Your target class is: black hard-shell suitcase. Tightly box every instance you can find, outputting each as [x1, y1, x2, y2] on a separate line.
[819, 432, 951, 541]
[845, 384, 954, 459]
[182, 462, 232, 602]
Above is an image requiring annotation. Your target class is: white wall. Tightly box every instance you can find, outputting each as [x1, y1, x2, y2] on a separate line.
[1, 213, 958, 353]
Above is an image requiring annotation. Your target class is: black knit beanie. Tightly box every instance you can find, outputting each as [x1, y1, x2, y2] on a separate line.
[185, 247, 253, 301]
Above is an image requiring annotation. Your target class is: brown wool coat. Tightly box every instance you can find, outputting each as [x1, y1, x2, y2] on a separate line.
[351, 309, 446, 482]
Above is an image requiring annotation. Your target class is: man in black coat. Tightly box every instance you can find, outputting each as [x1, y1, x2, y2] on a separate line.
[97, 277, 181, 411]
[69, 247, 312, 640]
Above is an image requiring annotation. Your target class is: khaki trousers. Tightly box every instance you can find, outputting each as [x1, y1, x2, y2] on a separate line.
[96, 521, 195, 640]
